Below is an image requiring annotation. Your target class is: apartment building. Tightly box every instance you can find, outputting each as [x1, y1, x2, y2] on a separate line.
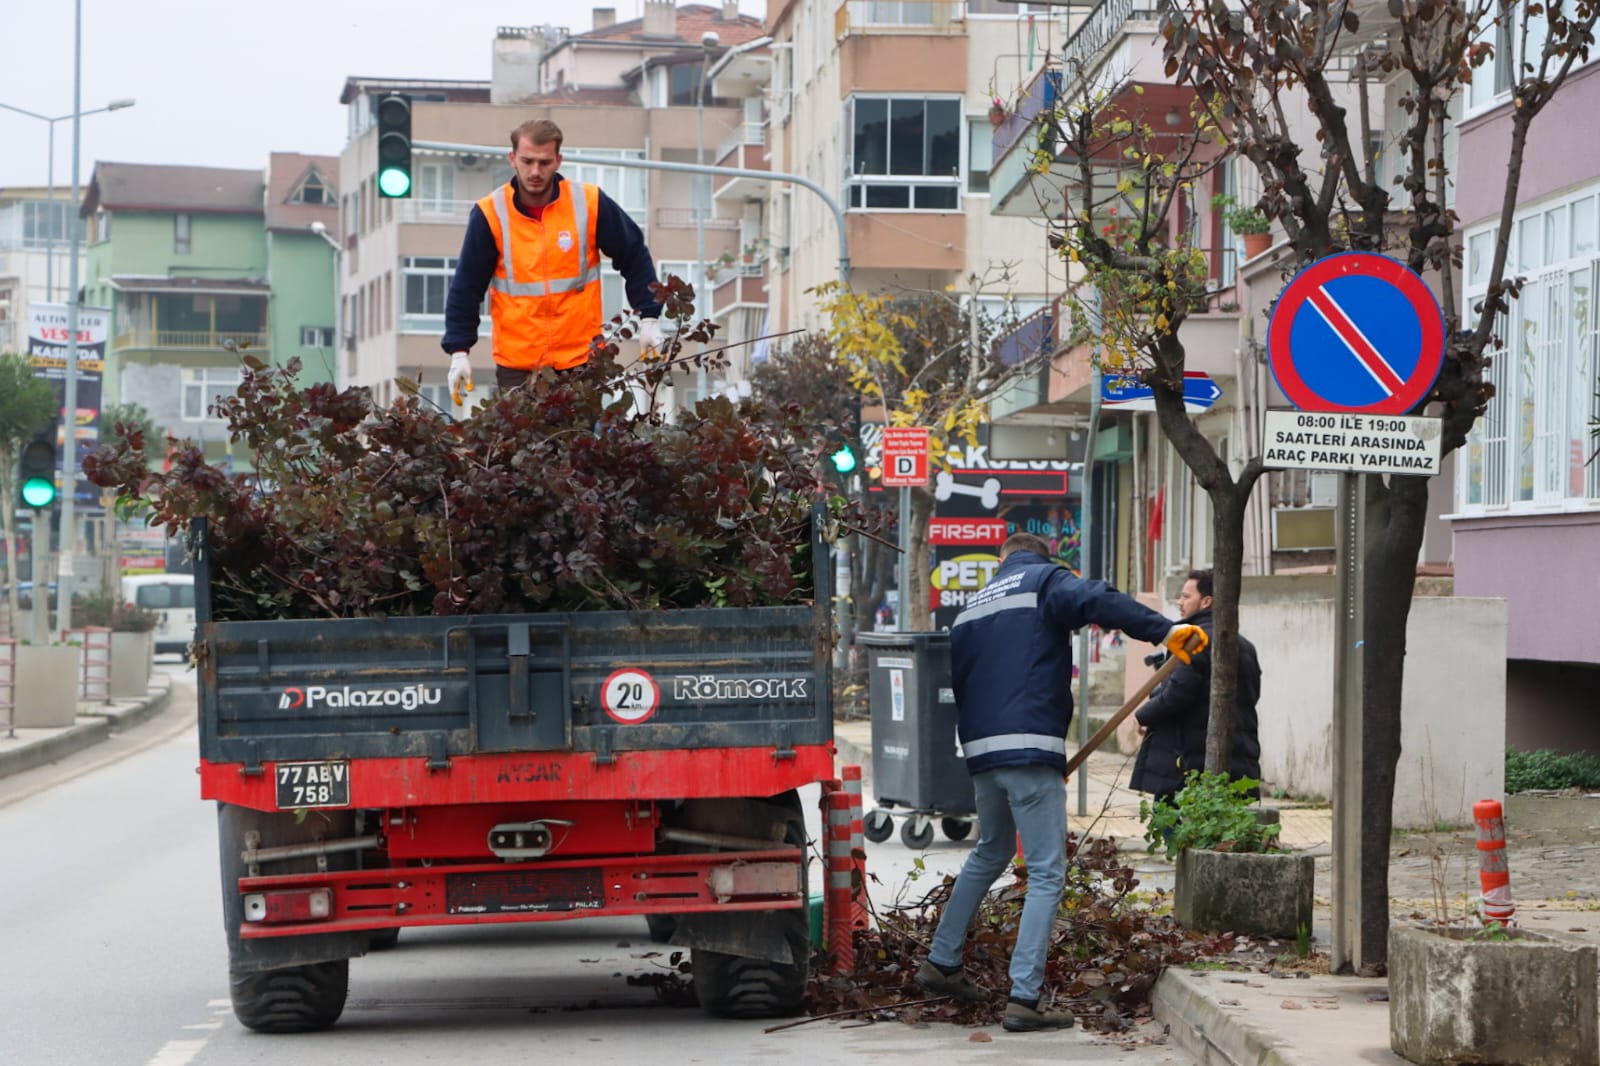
[335, 3, 765, 411]
[1452, 32, 1600, 750]
[982, 2, 1460, 598]
[0, 185, 87, 355]
[79, 156, 337, 464]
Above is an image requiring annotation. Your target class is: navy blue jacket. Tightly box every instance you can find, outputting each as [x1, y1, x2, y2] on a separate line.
[950, 551, 1174, 775]
[441, 174, 662, 355]
[1130, 607, 1262, 797]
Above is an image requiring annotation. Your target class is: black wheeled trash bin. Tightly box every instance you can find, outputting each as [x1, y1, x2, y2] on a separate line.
[859, 631, 976, 850]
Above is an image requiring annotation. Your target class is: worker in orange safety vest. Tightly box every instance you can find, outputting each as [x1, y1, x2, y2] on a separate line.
[444, 118, 664, 403]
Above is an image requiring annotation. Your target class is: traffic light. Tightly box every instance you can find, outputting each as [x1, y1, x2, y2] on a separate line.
[375, 93, 413, 198]
[18, 428, 57, 510]
[828, 437, 859, 475]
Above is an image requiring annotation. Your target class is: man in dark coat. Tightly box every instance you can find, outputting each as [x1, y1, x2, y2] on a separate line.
[1129, 569, 1262, 804]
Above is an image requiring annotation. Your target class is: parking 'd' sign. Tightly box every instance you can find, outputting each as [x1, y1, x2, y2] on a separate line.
[881, 426, 930, 488]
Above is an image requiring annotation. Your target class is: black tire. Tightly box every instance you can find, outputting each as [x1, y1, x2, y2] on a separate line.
[941, 817, 974, 841]
[901, 818, 935, 850]
[689, 792, 809, 1019]
[645, 914, 679, 944]
[863, 808, 894, 843]
[229, 960, 349, 1033]
[366, 927, 401, 952]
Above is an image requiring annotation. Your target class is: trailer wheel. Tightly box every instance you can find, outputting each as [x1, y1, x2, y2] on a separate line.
[229, 960, 349, 1033]
[690, 794, 809, 1019]
[940, 817, 974, 841]
[863, 808, 894, 843]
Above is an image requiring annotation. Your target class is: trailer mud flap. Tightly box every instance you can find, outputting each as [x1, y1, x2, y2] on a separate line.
[670, 910, 796, 965]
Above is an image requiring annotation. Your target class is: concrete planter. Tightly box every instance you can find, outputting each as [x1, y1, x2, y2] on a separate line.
[13, 643, 82, 728]
[1389, 923, 1598, 1066]
[1173, 848, 1314, 938]
[109, 630, 154, 699]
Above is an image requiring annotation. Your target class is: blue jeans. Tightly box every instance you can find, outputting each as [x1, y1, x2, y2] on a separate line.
[927, 763, 1066, 1004]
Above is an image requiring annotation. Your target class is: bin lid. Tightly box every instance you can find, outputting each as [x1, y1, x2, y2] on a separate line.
[858, 631, 950, 649]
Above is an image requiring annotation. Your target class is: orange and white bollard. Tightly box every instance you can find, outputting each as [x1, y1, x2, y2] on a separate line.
[840, 765, 871, 930]
[824, 789, 856, 972]
[1474, 798, 1516, 927]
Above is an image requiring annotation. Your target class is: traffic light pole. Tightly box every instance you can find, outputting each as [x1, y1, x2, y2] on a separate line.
[30, 517, 48, 646]
[54, 0, 85, 638]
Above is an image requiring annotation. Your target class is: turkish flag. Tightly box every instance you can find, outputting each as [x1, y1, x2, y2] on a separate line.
[1148, 488, 1164, 542]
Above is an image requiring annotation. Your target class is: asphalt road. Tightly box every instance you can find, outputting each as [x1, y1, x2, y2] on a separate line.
[0, 667, 1195, 1066]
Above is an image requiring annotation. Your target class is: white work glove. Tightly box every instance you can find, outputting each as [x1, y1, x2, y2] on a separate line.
[637, 317, 664, 361]
[1164, 624, 1209, 665]
[447, 352, 474, 406]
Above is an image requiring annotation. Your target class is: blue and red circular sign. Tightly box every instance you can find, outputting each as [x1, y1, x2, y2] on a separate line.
[1268, 252, 1445, 415]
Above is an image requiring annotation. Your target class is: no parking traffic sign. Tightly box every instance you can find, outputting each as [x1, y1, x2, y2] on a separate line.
[1268, 253, 1445, 415]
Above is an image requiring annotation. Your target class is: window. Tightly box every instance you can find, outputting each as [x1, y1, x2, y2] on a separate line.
[668, 63, 708, 107]
[1465, 0, 1595, 115]
[967, 119, 991, 195]
[183, 366, 242, 421]
[846, 96, 962, 210]
[418, 163, 456, 210]
[290, 169, 332, 205]
[564, 149, 648, 225]
[403, 256, 455, 316]
[300, 326, 334, 347]
[1460, 187, 1600, 511]
[174, 213, 192, 255]
[94, 209, 112, 244]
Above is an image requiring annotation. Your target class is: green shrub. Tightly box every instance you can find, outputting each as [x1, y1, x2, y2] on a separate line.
[1505, 749, 1600, 793]
[1140, 770, 1282, 860]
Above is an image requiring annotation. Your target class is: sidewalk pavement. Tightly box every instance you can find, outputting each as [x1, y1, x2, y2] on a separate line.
[0, 672, 175, 780]
[834, 716, 1600, 1066]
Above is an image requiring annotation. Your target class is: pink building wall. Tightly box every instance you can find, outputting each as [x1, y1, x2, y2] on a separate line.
[1452, 513, 1600, 663]
[1455, 62, 1600, 225]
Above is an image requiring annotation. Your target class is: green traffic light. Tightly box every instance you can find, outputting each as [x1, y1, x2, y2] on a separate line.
[20, 476, 56, 509]
[829, 444, 858, 474]
[378, 167, 412, 198]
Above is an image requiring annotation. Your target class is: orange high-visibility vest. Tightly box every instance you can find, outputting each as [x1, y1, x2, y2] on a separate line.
[477, 180, 603, 372]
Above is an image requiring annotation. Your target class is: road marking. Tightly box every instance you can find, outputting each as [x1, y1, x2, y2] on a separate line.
[145, 1039, 208, 1066]
[182, 1021, 223, 1031]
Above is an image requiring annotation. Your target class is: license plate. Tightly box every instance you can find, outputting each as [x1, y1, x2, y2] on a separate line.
[274, 761, 351, 809]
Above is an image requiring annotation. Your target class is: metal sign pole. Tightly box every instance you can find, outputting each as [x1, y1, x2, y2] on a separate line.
[1330, 471, 1366, 972]
[896, 486, 911, 633]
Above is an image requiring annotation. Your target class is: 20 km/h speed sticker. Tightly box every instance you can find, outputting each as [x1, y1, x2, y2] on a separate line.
[600, 668, 661, 724]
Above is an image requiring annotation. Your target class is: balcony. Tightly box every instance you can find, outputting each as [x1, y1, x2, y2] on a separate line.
[834, 0, 966, 39]
[713, 127, 770, 216]
[654, 208, 739, 232]
[711, 263, 765, 318]
[112, 329, 270, 363]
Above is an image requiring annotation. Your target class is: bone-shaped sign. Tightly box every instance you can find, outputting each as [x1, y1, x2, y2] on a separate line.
[934, 471, 1001, 509]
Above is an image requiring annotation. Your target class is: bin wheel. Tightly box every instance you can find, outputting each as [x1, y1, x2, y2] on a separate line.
[900, 818, 935, 850]
[863, 809, 894, 843]
[940, 817, 974, 842]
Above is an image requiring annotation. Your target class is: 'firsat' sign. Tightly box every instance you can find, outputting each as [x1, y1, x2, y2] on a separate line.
[1262, 410, 1442, 477]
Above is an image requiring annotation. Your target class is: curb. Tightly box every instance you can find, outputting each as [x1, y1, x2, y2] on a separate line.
[1152, 967, 1315, 1066]
[834, 729, 872, 786]
[0, 675, 175, 781]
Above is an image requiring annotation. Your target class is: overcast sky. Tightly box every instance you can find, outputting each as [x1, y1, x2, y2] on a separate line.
[0, 0, 763, 189]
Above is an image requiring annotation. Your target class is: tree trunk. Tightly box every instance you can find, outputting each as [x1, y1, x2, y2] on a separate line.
[1357, 474, 1431, 972]
[1203, 486, 1250, 774]
[0, 456, 20, 634]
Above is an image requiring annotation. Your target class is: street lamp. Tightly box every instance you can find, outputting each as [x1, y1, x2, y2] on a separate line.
[0, 96, 133, 301]
[695, 30, 719, 404]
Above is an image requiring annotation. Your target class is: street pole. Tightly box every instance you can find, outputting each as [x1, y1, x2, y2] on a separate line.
[695, 33, 719, 405]
[1074, 363, 1102, 817]
[45, 119, 56, 301]
[895, 486, 911, 633]
[54, 0, 84, 637]
[1330, 471, 1366, 972]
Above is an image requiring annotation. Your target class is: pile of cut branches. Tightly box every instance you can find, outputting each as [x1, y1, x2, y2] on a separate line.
[806, 834, 1237, 1032]
[86, 289, 840, 622]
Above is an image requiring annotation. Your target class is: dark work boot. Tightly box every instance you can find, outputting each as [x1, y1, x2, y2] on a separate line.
[1002, 996, 1077, 1032]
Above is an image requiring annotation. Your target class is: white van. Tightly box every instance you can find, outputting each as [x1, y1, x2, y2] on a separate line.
[122, 574, 196, 657]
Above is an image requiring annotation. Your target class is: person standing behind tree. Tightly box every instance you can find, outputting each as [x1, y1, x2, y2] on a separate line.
[443, 118, 665, 402]
[1130, 568, 1262, 806]
[916, 532, 1207, 1032]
